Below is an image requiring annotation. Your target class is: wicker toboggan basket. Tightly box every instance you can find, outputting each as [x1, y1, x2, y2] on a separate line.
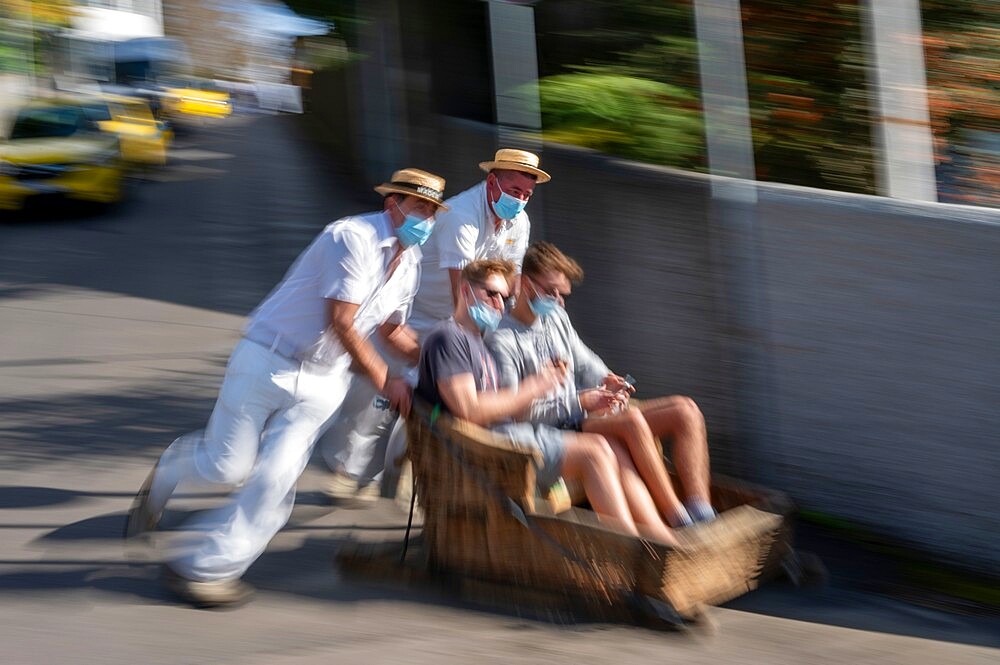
[405, 399, 793, 621]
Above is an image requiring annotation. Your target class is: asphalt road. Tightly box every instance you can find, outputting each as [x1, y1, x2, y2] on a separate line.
[0, 111, 996, 664]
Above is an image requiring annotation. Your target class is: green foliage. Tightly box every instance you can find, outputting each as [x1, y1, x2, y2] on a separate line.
[605, 35, 701, 88]
[535, 0, 877, 191]
[299, 36, 355, 72]
[0, 19, 38, 75]
[537, 73, 704, 169]
[0, 42, 27, 73]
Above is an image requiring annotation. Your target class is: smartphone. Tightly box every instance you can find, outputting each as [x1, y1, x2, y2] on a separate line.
[623, 374, 636, 392]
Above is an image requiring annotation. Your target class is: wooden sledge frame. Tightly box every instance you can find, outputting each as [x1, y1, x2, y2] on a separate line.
[338, 399, 798, 629]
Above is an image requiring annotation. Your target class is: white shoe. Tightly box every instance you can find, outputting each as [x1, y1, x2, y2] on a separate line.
[324, 470, 359, 501]
[325, 471, 380, 504]
[355, 481, 381, 502]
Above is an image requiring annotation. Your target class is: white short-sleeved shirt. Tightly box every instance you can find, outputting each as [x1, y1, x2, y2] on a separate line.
[244, 211, 422, 365]
[407, 180, 530, 334]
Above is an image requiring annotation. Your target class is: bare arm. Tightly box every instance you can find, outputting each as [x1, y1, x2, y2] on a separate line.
[328, 299, 411, 415]
[378, 321, 420, 365]
[437, 365, 565, 427]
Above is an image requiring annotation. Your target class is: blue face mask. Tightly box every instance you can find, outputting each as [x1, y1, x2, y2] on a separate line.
[526, 277, 560, 318]
[467, 293, 502, 334]
[529, 292, 560, 318]
[492, 189, 527, 220]
[394, 201, 434, 247]
[397, 215, 434, 247]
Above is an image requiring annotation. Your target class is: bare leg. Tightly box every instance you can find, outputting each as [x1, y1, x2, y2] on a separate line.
[606, 439, 680, 546]
[638, 396, 711, 504]
[582, 408, 688, 524]
[560, 433, 639, 537]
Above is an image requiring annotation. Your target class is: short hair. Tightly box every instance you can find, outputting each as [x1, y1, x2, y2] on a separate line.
[522, 241, 584, 284]
[461, 258, 516, 285]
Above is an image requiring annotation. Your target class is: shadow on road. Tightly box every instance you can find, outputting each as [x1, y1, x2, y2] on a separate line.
[0, 374, 225, 468]
[1, 479, 998, 647]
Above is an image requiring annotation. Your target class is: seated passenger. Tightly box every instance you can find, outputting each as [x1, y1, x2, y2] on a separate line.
[485, 242, 715, 527]
[417, 258, 681, 545]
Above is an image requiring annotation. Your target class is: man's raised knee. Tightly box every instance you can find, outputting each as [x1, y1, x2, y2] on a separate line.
[625, 405, 648, 428]
[675, 395, 704, 427]
[580, 433, 617, 468]
[200, 457, 255, 487]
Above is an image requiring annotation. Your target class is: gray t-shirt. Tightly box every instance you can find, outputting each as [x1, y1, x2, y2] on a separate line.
[485, 308, 610, 429]
[417, 318, 499, 408]
[417, 318, 570, 489]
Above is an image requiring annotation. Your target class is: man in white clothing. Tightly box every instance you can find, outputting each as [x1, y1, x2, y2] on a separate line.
[320, 149, 550, 500]
[408, 147, 549, 332]
[124, 168, 449, 608]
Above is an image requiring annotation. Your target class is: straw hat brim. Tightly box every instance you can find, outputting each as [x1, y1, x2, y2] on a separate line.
[374, 184, 450, 211]
[478, 160, 551, 184]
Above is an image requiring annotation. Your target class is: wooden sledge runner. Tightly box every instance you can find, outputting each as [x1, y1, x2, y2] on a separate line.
[339, 399, 797, 629]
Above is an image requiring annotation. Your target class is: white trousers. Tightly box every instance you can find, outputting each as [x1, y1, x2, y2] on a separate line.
[318, 370, 397, 485]
[319, 326, 428, 491]
[317, 331, 414, 488]
[148, 338, 350, 582]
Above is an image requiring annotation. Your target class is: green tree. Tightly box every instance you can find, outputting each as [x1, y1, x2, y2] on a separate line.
[537, 73, 703, 168]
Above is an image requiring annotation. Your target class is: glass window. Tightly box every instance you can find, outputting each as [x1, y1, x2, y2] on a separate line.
[10, 108, 82, 139]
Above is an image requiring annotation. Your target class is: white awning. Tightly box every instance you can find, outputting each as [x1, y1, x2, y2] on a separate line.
[69, 7, 163, 41]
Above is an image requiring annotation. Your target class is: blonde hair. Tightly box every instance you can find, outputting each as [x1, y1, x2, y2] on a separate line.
[461, 259, 516, 284]
[523, 241, 584, 284]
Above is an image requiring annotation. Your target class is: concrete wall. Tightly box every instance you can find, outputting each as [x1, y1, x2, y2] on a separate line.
[756, 188, 999, 575]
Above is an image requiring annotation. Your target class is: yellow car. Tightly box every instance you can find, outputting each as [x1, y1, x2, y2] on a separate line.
[80, 95, 174, 166]
[0, 102, 125, 211]
[160, 78, 232, 119]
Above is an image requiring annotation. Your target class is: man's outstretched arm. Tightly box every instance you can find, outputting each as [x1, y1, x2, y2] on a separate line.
[329, 299, 411, 416]
[436, 367, 565, 427]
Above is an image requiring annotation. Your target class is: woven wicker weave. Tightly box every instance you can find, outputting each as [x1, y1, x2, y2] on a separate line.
[405, 399, 792, 619]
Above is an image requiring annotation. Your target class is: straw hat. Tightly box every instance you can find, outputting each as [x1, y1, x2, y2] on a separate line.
[478, 148, 551, 183]
[374, 168, 449, 210]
